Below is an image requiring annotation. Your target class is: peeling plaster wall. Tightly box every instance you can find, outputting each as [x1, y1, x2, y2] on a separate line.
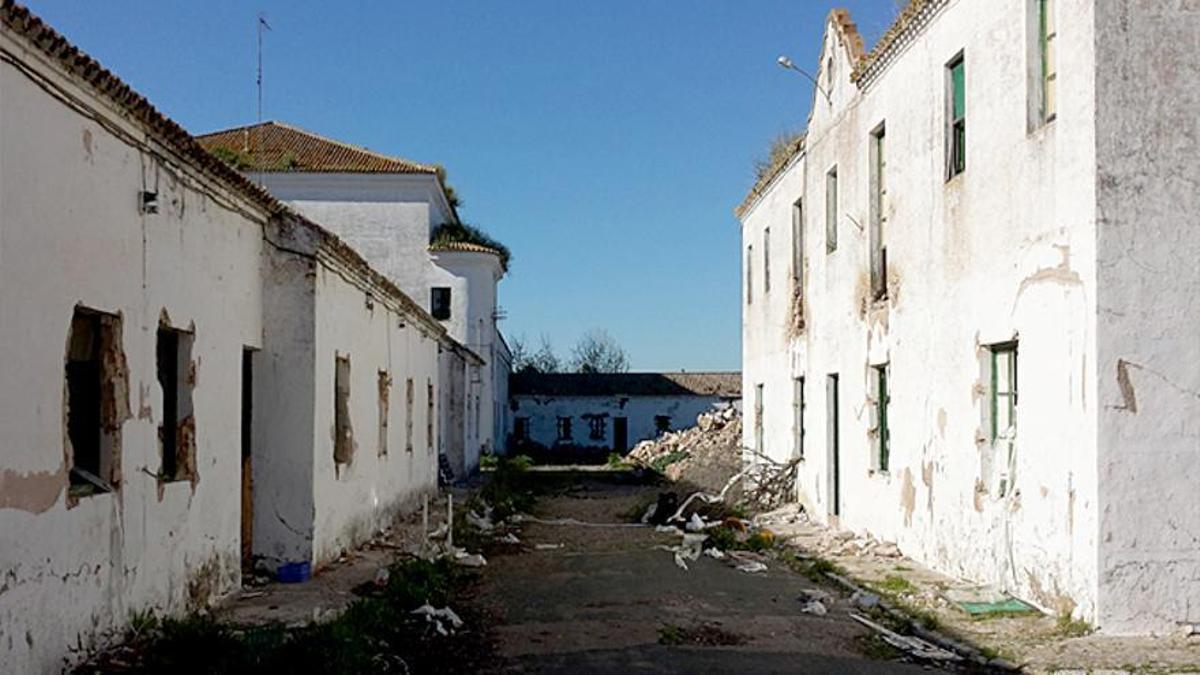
[309, 261, 439, 567]
[438, 349, 470, 478]
[0, 32, 263, 672]
[743, 0, 1102, 625]
[1094, 0, 1200, 635]
[512, 395, 738, 453]
[258, 172, 506, 467]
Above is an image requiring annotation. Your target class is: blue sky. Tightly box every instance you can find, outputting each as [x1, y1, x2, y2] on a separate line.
[26, 1, 899, 371]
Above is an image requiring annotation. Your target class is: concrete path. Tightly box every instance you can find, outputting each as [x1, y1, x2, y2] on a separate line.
[470, 470, 947, 674]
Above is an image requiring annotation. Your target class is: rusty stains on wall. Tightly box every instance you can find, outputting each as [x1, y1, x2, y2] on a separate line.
[0, 465, 66, 513]
[1115, 359, 1138, 413]
[900, 466, 916, 526]
[921, 460, 934, 516]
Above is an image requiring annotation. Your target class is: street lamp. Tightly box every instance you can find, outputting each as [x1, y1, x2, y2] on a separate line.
[777, 55, 832, 105]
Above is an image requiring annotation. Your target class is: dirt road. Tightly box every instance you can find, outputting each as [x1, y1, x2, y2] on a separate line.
[467, 469, 947, 674]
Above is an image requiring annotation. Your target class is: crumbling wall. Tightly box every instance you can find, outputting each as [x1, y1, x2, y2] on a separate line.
[740, 0, 1103, 629]
[1094, 0, 1200, 635]
[0, 31, 263, 672]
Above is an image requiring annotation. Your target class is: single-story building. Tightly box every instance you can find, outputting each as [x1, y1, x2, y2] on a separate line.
[508, 372, 740, 461]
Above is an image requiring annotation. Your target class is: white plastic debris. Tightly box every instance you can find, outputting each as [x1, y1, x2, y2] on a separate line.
[534, 543, 564, 550]
[453, 549, 488, 567]
[704, 547, 726, 560]
[373, 567, 390, 587]
[736, 561, 768, 574]
[685, 513, 707, 532]
[412, 604, 464, 636]
[655, 525, 684, 535]
[640, 503, 658, 524]
[466, 511, 495, 532]
[500, 533, 521, 544]
[800, 600, 828, 616]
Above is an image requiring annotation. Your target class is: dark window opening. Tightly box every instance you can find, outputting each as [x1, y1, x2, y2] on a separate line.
[556, 417, 573, 442]
[427, 379, 435, 451]
[334, 354, 353, 466]
[514, 417, 530, 441]
[378, 370, 391, 457]
[431, 287, 452, 320]
[873, 364, 890, 473]
[587, 416, 606, 441]
[156, 325, 194, 481]
[654, 415, 672, 434]
[66, 307, 121, 496]
[825, 167, 839, 253]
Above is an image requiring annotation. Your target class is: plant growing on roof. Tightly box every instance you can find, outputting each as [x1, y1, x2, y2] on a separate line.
[430, 221, 511, 271]
[752, 130, 805, 185]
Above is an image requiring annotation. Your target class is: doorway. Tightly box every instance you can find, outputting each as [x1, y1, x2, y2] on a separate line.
[240, 348, 255, 574]
[826, 374, 840, 517]
[613, 417, 628, 454]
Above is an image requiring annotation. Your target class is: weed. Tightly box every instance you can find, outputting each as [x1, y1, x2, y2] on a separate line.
[892, 565, 912, 572]
[877, 574, 916, 595]
[658, 624, 686, 646]
[605, 452, 628, 469]
[649, 450, 687, 474]
[480, 454, 499, 470]
[126, 609, 158, 639]
[479, 456, 536, 520]
[657, 623, 745, 647]
[788, 555, 844, 583]
[1056, 612, 1093, 638]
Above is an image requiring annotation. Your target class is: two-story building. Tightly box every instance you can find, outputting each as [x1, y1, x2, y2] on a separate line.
[738, 1, 1198, 634]
[198, 123, 511, 478]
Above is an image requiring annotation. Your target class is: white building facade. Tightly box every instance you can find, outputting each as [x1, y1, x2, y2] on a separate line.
[0, 5, 457, 670]
[198, 124, 510, 477]
[509, 373, 740, 461]
[739, 1, 1199, 634]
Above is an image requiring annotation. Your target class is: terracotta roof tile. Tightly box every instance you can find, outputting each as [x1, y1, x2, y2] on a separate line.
[512, 372, 741, 398]
[428, 241, 502, 256]
[196, 121, 438, 174]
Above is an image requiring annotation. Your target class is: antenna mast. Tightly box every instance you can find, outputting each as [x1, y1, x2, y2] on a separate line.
[256, 12, 271, 183]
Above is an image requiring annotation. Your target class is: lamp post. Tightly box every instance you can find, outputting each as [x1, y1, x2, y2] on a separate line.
[777, 55, 832, 105]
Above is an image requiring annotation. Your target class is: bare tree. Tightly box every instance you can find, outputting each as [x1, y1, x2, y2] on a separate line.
[531, 334, 562, 373]
[509, 334, 532, 373]
[570, 329, 629, 374]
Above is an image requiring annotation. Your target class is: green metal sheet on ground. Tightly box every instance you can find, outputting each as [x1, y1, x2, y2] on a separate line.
[956, 597, 1037, 615]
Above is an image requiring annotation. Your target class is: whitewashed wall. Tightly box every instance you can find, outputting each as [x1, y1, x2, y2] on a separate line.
[1093, 0, 1200, 635]
[309, 256, 440, 566]
[0, 31, 264, 672]
[743, 0, 1102, 625]
[512, 395, 736, 453]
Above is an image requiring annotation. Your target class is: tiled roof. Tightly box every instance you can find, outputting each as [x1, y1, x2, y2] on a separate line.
[429, 241, 503, 256]
[852, 0, 950, 86]
[734, 134, 805, 220]
[0, 1, 463, 346]
[196, 121, 438, 174]
[512, 372, 741, 398]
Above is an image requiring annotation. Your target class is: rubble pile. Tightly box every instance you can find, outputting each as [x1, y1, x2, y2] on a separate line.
[628, 408, 799, 511]
[628, 408, 744, 497]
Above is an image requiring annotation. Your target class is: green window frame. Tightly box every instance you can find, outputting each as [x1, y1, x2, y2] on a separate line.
[874, 364, 890, 473]
[826, 167, 838, 253]
[793, 376, 806, 460]
[948, 55, 966, 178]
[1039, 0, 1057, 122]
[990, 343, 1018, 442]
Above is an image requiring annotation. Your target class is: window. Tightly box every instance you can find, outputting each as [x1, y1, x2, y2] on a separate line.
[156, 325, 195, 481]
[431, 287, 451, 321]
[947, 55, 966, 178]
[514, 417, 530, 441]
[791, 198, 803, 287]
[763, 228, 771, 294]
[426, 379, 435, 451]
[754, 384, 765, 454]
[377, 370, 391, 456]
[990, 343, 1018, 443]
[65, 307, 123, 497]
[1037, 0, 1057, 123]
[871, 364, 890, 473]
[870, 125, 888, 300]
[334, 355, 353, 465]
[746, 245, 753, 304]
[556, 416, 573, 442]
[405, 377, 415, 452]
[793, 377, 805, 460]
[586, 415, 606, 441]
[825, 167, 838, 252]
[654, 415, 672, 434]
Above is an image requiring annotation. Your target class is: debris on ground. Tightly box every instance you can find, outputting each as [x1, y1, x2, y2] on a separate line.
[499, 533, 521, 545]
[626, 408, 799, 512]
[850, 613, 963, 663]
[412, 604, 464, 636]
[534, 543, 564, 550]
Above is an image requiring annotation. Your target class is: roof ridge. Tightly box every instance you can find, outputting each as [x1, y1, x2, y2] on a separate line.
[267, 121, 439, 174]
